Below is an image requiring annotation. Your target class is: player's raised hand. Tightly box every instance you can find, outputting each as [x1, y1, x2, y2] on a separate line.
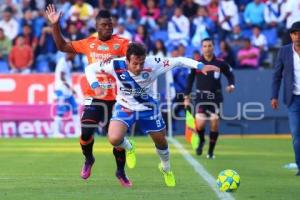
[45, 4, 61, 24]
[201, 65, 220, 75]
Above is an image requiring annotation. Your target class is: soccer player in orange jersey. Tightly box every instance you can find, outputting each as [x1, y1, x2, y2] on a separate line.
[45, 4, 132, 187]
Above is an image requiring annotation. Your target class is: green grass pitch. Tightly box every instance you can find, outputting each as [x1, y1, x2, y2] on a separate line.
[0, 136, 299, 200]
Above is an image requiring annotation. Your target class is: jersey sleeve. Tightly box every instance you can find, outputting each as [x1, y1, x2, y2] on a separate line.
[120, 39, 129, 56]
[184, 68, 196, 95]
[70, 38, 88, 54]
[147, 56, 201, 77]
[221, 62, 235, 86]
[85, 60, 115, 89]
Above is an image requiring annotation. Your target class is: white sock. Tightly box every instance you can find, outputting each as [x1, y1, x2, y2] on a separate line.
[53, 116, 63, 135]
[115, 137, 132, 151]
[156, 147, 170, 172]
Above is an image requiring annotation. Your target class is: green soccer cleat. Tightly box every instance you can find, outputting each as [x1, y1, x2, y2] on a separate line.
[158, 163, 176, 187]
[126, 139, 136, 169]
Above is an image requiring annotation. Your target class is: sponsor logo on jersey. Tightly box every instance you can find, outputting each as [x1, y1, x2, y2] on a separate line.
[89, 53, 115, 62]
[120, 87, 146, 95]
[120, 74, 126, 80]
[113, 44, 120, 50]
[155, 57, 161, 63]
[98, 44, 109, 51]
[89, 43, 96, 49]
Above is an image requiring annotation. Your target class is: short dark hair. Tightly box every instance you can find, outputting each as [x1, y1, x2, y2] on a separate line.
[201, 38, 214, 45]
[4, 6, 13, 13]
[244, 38, 251, 43]
[126, 42, 147, 60]
[96, 10, 111, 20]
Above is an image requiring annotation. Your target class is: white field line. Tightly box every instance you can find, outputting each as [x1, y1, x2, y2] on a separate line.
[169, 138, 235, 200]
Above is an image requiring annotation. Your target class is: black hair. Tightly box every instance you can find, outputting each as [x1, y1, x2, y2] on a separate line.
[220, 40, 231, 52]
[201, 37, 214, 45]
[153, 39, 167, 56]
[126, 42, 147, 60]
[96, 10, 111, 20]
[252, 25, 261, 30]
[193, 50, 200, 55]
[4, 6, 13, 13]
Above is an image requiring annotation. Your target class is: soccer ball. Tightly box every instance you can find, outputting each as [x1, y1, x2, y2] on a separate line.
[216, 169, 240, 192]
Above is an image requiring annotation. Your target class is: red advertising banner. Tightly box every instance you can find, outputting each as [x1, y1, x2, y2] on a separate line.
[0, 74, 85, 138]
[0, 104, 80, 138]
[0, 73, 85, 104]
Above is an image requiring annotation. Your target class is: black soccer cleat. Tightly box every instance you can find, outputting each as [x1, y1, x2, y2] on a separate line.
[196, 141, 205, 156]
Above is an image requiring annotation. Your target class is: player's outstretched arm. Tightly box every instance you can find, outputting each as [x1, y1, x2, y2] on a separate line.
[45, 4, 76, 53]
[85, 61, 114, 95]
[173, 57, 220, 74]
[200, 65, 220, 75]
[151, 56, 219, 76]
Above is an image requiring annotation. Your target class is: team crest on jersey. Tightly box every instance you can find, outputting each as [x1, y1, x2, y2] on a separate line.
[163, 59, 170, 67]
[113, 44, 120, 50]
[98, 44, 109, 51]
[120, 74, 126, 80]
[142, 72, 150, 79]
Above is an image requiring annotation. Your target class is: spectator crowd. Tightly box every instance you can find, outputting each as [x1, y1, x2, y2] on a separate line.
[0, 0, 299, 73]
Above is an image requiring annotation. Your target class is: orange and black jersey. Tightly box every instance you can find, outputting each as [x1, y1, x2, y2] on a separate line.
[71, 34, 129, 100]
[185, 56, 235, 103]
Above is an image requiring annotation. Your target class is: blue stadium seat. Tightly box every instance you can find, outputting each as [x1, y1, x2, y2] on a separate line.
[241, 29, 252, 39]
[151, 30, 169, 42]
[185, 45, 198, 58]
[262, 28, 278, 47]
[0, 60, 9, 73]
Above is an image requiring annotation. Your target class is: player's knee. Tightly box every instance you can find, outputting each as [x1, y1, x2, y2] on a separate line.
[152, 135, 168, 148]
[80, 134, 94, 145]
[81, 128, 94, 141]
[108, 133, 123, 146]
[210, 125, 219, 132]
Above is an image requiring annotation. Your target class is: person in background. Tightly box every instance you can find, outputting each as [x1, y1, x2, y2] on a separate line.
[149, 39, 167, 57]
[243, 0, 265, 28]
[237, 38, 260, 69]
[0, 27, 11, 73]
[53, 52, 80, 138]
[271, 21, 300, 176]
[218, 40, 235, 68]
[0, 7, 19, 40]
[251, 26, 268, 64]
[184, 38, 235, 158]
[168, 7, 190, 47]
[8, 35, 33, 74]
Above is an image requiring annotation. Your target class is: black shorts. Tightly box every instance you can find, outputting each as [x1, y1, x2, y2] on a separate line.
[81, 98, 116, 129]
[196, 102, 220, 117]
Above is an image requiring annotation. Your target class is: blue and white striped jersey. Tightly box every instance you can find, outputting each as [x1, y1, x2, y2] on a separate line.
[85, 56, 201, 111]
